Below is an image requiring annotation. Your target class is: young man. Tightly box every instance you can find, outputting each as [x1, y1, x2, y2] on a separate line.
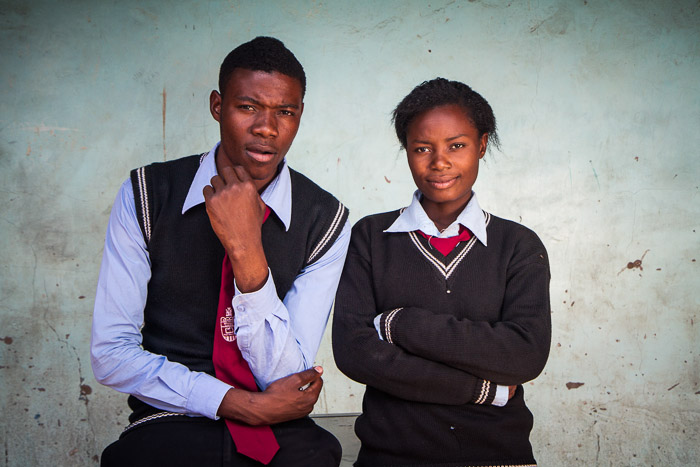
[91, 37, 349, 466]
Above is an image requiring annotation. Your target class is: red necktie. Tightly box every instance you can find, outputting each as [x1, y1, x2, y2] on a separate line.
[213, 207, 279, 464]
[417, 225, 472, 256]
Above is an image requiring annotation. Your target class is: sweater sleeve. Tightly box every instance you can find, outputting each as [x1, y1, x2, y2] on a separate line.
[332, 222, 499, 406]
[378, 231, 551, 385]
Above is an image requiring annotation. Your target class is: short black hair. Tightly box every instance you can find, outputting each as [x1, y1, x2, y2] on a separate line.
[392, 77, 499, 151]
[218, 36, 306, 98]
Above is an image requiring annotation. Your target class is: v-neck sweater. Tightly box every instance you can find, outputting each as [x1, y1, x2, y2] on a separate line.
[333, 209, 551, 467]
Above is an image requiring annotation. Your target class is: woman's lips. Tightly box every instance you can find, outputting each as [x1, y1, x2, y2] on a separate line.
[426, 176, 458, 189]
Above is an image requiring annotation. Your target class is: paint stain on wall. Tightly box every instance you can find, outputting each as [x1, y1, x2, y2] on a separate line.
[384, 176, 391, 183]
[618, 249, 650, 275]
[566, 382, 585, 389]
[3, 336, 13, 344]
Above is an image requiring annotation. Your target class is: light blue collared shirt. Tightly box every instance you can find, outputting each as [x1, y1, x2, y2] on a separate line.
[379, 190, 507, 406]
[384, 190, 487, 246]
[91, 143, 350, 419]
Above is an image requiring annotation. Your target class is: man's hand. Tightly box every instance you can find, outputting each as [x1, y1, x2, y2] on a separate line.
[203, 165, 269, 292]
[508, 385, 516, 400]
[217, 367, 325, 426]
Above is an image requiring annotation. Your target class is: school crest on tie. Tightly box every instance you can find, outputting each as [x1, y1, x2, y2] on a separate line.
[220, 306, 236, 342]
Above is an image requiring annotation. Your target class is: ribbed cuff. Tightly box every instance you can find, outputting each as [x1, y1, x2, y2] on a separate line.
[379, 308, 403, 343]
[472, 379, 498, 405]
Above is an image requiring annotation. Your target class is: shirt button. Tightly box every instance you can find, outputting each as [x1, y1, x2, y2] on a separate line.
[446, 289, 451, 294]
[237, 306, 245, 312]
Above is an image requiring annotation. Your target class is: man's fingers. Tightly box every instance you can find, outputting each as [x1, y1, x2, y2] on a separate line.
[209, 174, 226, 193]
[206, 166, 254, 197]
[217, 165, 242, 185]
[294, 366, 323, 388]
[218, 164, 251, 185]
[203, 184, 214, 201]
[232, 165, 252, 183]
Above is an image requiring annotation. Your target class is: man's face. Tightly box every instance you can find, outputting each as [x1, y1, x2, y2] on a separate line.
[210, 68, 304, 191]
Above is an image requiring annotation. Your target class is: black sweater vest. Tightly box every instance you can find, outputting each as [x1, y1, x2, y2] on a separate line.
[126, 154, 347, 421]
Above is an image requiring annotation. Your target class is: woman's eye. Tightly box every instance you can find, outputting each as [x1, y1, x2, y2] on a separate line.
[415, 147, 430, 153]
[451, 143, 465, 149]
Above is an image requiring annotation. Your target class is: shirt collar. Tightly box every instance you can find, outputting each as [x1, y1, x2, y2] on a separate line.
[182, 142, 293, 231]
[384, 190, 488, 246]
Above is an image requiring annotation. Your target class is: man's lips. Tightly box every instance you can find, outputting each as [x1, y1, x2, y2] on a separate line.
[245, 144, 278, 163]
[426, 176, 458, 189]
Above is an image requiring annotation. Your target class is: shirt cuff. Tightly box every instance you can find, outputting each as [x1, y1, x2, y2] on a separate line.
[492, 384, 509, 407]
[232, 269, 277, 327]
[373, 314, 383, 340]
[186, 373, 234, 420]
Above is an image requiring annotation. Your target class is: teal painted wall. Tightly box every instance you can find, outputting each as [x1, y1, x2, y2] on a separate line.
[1, 0, 698, 465]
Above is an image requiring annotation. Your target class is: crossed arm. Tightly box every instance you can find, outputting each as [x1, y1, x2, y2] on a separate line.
[332, 223, 550, 405]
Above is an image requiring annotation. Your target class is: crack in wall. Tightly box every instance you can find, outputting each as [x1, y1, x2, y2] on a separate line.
[31, 241, 99, 462]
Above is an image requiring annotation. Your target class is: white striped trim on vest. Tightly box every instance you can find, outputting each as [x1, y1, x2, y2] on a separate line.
[122, 411, 186, 434]
[136, 153, 205, 245]
[469, 465, 536, 467]
[135, 166, 152, 243]
[307, 200, 346, 264]
[408, 212, 491, 280]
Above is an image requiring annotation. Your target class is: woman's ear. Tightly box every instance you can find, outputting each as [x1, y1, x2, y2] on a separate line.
[479, 133, 488, 159]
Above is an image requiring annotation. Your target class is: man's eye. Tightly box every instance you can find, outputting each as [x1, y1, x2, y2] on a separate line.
[279, 110, 295, 117]
[239, 105, 255, 111]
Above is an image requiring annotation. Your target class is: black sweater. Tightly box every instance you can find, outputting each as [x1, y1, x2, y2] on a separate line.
[333, 210, 551, 467]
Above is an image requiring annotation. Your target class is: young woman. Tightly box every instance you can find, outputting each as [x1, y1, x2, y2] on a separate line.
[333, 78, 551, 467]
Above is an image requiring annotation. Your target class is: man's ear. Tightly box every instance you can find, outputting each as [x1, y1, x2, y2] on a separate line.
[210, 90, 222, 122]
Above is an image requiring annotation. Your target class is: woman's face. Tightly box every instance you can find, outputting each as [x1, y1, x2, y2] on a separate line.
[406, 104, 488, 219]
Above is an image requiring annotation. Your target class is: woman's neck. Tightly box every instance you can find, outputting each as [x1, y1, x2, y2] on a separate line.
[420, 196, 470, 232]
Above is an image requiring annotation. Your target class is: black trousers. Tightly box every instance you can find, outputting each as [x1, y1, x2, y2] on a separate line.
[101, 416, 342, 467]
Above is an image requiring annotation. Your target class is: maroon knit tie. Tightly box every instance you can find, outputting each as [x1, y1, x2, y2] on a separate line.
[417, 225, 472, 256]
[212, 207, 279, 464]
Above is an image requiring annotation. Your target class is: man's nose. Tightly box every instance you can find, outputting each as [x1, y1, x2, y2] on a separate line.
[252, 110, 278, 138]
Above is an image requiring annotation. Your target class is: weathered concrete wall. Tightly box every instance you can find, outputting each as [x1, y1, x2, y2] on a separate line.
[1, 0, 698, 465]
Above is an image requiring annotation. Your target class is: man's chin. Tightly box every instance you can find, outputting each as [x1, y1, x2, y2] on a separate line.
[249, 167, 282, 191]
